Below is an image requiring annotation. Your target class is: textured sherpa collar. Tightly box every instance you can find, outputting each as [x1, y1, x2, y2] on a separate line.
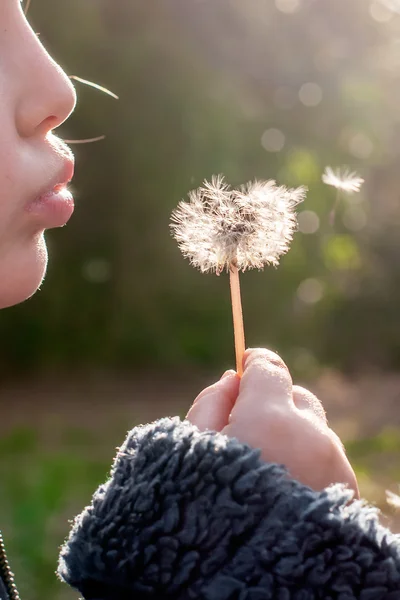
[58, 418, 400, 599]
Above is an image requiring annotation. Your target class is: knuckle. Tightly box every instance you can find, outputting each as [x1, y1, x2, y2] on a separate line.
[293, 385, 327, 423]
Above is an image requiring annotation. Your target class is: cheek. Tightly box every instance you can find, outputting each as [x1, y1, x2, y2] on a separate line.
[0, 142, 24, 233]
[0, 133, 47, 307]
[0, 234, 48, 308]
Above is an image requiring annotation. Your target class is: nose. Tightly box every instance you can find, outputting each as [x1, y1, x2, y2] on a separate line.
[15, 23, 77, 138]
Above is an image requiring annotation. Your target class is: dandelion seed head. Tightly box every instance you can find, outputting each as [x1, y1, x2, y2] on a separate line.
[322, 166, 364, 193]
[171, 175, 306, 274]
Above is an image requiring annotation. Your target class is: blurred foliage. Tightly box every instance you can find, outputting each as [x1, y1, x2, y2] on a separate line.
[0, 0, 399, 377]
[348, 428, 400, 484]
[0, 427, 108, 599]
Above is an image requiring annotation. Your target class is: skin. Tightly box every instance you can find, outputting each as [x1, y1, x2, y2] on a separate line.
[0, 0, 76, 308]
[187, 348, 359, 497]
[3, 4, 357, 497]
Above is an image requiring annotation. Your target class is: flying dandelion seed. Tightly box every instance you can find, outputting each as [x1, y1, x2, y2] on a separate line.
[63, 76, 119, 144]
[322, 167, 364, 193]
[171, 175, 306, 375]
[322, 166, 364, 225]
[62, 135, 106, 145]
[69, 76, 119, 100]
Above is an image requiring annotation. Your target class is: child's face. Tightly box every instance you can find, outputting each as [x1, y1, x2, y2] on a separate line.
[0, 1, 76, 308]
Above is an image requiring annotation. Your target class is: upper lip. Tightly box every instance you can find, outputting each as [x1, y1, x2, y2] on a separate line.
[37, 157, 75, 199]
[52, 158, 75, 193]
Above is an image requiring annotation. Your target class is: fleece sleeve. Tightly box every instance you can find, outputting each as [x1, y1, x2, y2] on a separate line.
[58, 417, 400, 600]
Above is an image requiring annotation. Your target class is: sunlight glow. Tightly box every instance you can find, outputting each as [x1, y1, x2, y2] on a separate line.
[379, 0, 400, 14]
[275, 0, 301, 14]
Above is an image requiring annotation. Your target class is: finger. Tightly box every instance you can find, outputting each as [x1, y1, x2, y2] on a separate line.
[237, 348, 293, 410]
[186, 370, 240, 432]
[292, 385, 328, 424]
[329, 431, 360, 498]
[242, 347, 290, 373]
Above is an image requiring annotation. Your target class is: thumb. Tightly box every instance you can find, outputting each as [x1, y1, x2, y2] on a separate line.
[232, 348, 294, 419]
[186, 370, 239, 432]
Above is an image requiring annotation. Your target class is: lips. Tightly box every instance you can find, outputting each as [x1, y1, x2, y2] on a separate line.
[26, 158, 75, 228]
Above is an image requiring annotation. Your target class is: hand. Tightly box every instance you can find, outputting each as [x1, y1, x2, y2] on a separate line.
[186, 348, 359, 497]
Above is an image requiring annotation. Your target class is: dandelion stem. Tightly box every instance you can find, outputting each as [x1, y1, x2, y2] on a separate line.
[329, 189, 341, 226]
[229, 263, 245, 377]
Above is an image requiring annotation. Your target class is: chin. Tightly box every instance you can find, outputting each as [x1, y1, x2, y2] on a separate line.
[0, 235, 48, 309]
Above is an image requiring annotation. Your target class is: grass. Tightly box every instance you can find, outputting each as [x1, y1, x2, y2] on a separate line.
[0, 427, 109, 599]
[347, 428, 400, 511]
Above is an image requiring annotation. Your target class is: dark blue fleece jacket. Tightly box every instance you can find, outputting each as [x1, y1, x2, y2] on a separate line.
[58, 418, 400, 599]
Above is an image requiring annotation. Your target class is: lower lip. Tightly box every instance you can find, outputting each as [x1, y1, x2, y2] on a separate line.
[26, 187, 74, 228]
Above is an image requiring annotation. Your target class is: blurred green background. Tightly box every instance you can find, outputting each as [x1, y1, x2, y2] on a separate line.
[1, 0, 400, 597]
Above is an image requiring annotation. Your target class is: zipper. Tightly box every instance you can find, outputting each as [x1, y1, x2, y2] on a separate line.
[0, 532, 20, 600]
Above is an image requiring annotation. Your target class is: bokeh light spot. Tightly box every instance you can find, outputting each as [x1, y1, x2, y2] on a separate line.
[297, 278, 324, 304]
[298, 210, 320, 234]
[285, 149, 320, 184]
[323, 235, 361, 270]
[299, 82, 323, 107]
[261, 128, 285, 152]
[343, 206, 367, 231]
[82, 259, 111, 283]
[348, 132, 374, 159]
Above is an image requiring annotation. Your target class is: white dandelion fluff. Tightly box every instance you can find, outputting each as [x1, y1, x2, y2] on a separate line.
[171, 175, 306, 275]
[386, 490, 400, 510]
[322, 166, 364, 194]
[171, 175, 306, 377]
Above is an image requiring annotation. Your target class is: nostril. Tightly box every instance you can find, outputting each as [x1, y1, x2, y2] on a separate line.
[36, 115, 58, 136]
